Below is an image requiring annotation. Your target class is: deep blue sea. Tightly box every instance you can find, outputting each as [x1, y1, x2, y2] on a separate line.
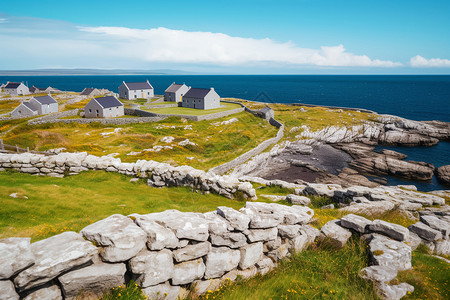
[1, 75, 449, 191]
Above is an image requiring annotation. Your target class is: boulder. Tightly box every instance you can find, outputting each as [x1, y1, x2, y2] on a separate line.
[58, 262, 126, 299]
[23, 284, 62, 300]
[244, 202, 314, 225]
[0, 280, 19, 300]
[340, 214, 372, 234]
[376, 283, 414, 300]
[408, 222, 442, 242]
[128, 249, 174, 287]
[191, 279, 223, 296]
[236, 266, 258, 279]
[240, 207, 283, 229]
[278, 225, 301, 239]
[267, 241, 290, 262]
[420, 215, 450, 238]
[359, 266, 398, 283]
[142, 282, 182, 300]
[369, 234, 412, 271]
[435, 239, 450, 256]
[210, 232, 247, 249]
[256, 256, 275, 275]
[203, 211, 231, 234]
[285, 194, 311, 206]
[368, 220, 410, 241]
[299, 224, 321, 246]
[205, 247, 240, 279]
[339, 201, 395, 216]
[14, 232, 98, 292]
[144, 210, 209, 241]
[173, 242, 210, 262]
[239, 242, 263, 270]
[289, 233, 309, 253]
[217, 207, 250, 231]
[436, 165, 450, 186]
[81, 214, 146, 262]
[246, 227, 278, 243]
[320, 220, 352, 248]
[0, 237, 35, 279]
[172, 258, 205, 285]
[132, 216, 179, 250]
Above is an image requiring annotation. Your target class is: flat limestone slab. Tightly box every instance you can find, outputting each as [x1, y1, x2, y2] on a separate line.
[128, 249, 174, 287]
[0, 237, 34, 279]
[14, 232, 98, 292]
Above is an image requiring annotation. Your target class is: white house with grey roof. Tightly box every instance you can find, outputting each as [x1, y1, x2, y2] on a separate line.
[164, 82, 190, 102]
[4, 82, 29, 95]
[83, 96, 124, 118]
[181, 88, 220, 110]
[118, 80, 154, 100]
[11, 95, 58, 118]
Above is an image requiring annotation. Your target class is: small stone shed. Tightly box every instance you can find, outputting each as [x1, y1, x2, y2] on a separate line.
[181, 88, 220, 110]
[83, 96, 124, 118]
[164, 83, 190, 102]
[118, 81, 154, 100]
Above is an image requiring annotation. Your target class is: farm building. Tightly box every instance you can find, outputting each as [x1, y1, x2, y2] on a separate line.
[118, 80, 154, 100]
[4, 82, 29, 95]
[83, 96, 124, 118]
[164, 83, 190, 102]
[80, 88, 102, 97]
[11, 95, 58, 118]
[181, 88, 220, 110]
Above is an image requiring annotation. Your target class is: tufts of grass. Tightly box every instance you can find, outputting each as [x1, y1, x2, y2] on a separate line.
[101, 281, 147, 300]
[204, 236, 377, 300]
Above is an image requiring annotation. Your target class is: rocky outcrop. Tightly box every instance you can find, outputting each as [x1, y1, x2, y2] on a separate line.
[0, 202, 318, 299]
[436, 165, 450, 186]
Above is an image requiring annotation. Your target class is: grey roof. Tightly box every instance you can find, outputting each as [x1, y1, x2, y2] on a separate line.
[95, 96, 123, 108]
[124, 82, 153, 90]
[30, 86, 45, 91]
[260, 106, 273, 113]
[22, 102, 38, 112]
[183, 88, 211, 99]
[165, 83, 184, 93]
[80, 88, 97, 95]
[5, 82, 21, 89]
[34, 95, 57, 105]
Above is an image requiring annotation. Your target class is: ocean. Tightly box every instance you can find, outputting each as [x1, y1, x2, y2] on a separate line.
[1, 75, 449, 191]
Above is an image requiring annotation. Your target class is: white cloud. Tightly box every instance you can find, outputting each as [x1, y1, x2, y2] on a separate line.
[78, 26, 401, 67]
[0, 18, 7, 23]
[410, 55, 450, 68]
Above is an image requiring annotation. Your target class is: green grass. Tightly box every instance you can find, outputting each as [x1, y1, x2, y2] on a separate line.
[0, 170, 245, 242]
[146, 102, 241, 116]
[101, 281, 147, 300]
[203, 237, 378, 300]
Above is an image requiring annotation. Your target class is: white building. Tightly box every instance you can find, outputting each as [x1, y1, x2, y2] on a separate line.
[164, 83, 190, 102]
[4, 82, 29, 95]
[181, 88, 220, 110]
[118, 80, 154, 100]
[83, 96, 124, 118]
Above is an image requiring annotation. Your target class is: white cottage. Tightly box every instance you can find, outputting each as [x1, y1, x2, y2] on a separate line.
[83, 96, 124, 118]
[4, 82, 29, 95]
[11, 95, 58, 118]
[181, 88, 220, 110]
[118, 80, 154, 100]
[164, 83, 190, 102]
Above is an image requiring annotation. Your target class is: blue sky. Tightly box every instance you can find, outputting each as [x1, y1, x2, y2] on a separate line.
[0, 0, 449, 73]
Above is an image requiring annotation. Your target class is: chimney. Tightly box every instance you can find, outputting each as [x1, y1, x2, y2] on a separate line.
[211, 87, 214, 91]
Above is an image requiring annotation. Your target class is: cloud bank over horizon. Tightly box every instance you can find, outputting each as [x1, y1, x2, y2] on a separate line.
[0, 15, 449, 72]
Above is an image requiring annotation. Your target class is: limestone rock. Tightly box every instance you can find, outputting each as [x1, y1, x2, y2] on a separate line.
[244, 202, 314, 225]
[340, 214, 372, 234]
[205, 247, 240, 279]
[133, 215, 178, 250]
[435, 239, 450, 256]
[59, 262, 126, 299]
[239, 242, 263, 270]
[359, 266, 398, 283]
[210, 232, 247, 249]
[0, 280, 19, 300]
[173, 242, 210, 262]
[217, 207, 250, 231]
[408, 222, 442, 242]
[14, 232, 98, 292]
[256, 256, 275, 275]
[278, 225, 301, 239]
[203, 211, 231, 234]
[320, 220, 352, 248]
[142, 282, 181, 300]
[23, 284, 62, 300]
[339, 201, 395, 216]
[376, 283, 414, 300]
[246, 227, 278, 243]
[236, 266, 258, 279]
[192, 279, 223, 296]
[300, 224, 321, 246]
[267, 242, 290, 262]
[240, 207, 283, 229]
[436, 165, 450, 185]
[81, 214, 146, 262]
[128, 249, 174, 287]
[0, 237, 34, 279]
[369, 234, 412, 271]
[285, 194, 311, 206]
[420, 215, 450, 238]
[368, 219, 410, 241]
[144, 210, 209, 241]
[289, 233, 309, 253]
[172, 258, 205, 285]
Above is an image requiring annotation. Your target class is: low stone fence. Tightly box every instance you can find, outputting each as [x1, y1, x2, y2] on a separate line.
[0, 152, 256, 199]
[291, 102, 377, 114]
[154, 107, 245, 121]
[0, 202, 317, 300]
[28, 109, 80, 125]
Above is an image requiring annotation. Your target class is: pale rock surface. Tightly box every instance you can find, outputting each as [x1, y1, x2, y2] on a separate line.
[420, 215, 450, 238]
[217, 207, 250, 231]
[320, 220, 352, 248]
[210, 232, 247, 249]
[142, 282, 181, 300]
[368, 220, 410, 241]
[14, 232, 98, 292]
[436, 165, 450, 185]
[128, 249, 174, 287]
[173, 242, 210, 262]
[408, 222, 442, 242]
[434, 239, 450, 256]
[0, 237, 34, 279]
[285, 194, 311, 206]
[239, 242, 263, 269]
[369, 234, 412, 271]
[203, 211, 231, 234]
[246, 227, 278, 243]
[267, 241, 290, 262]
[236, 266, 258, 279]
[172, 258, 205, 285]
[81, 214, 146, 262]
[256, 256, 275, 275]
[59, 262, 126, 299]
[289, 233, 309, 253]
[277, 224, 301, 239]
[340, 214, 372, 234]
[0, 280, 19, 300]
[132, 216, 179, 250]
[205, 247, 240, 279]
[339, 201, 395, 216]
[376, 283, 414, 300]
[359, 265, 398, 283]
[23, 284, 62, 300]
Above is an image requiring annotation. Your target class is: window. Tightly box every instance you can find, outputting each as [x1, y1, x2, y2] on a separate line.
[135, 95, 137, 98]
[89, 109, 92, 113]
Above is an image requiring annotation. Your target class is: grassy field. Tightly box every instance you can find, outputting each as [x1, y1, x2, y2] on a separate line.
[0, 170, 245, 242]
[145, 102, 242, 116]
[1, 111, 277, 170]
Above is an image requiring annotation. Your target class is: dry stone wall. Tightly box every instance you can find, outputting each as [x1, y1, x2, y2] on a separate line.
[0, 202, 317, 300]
